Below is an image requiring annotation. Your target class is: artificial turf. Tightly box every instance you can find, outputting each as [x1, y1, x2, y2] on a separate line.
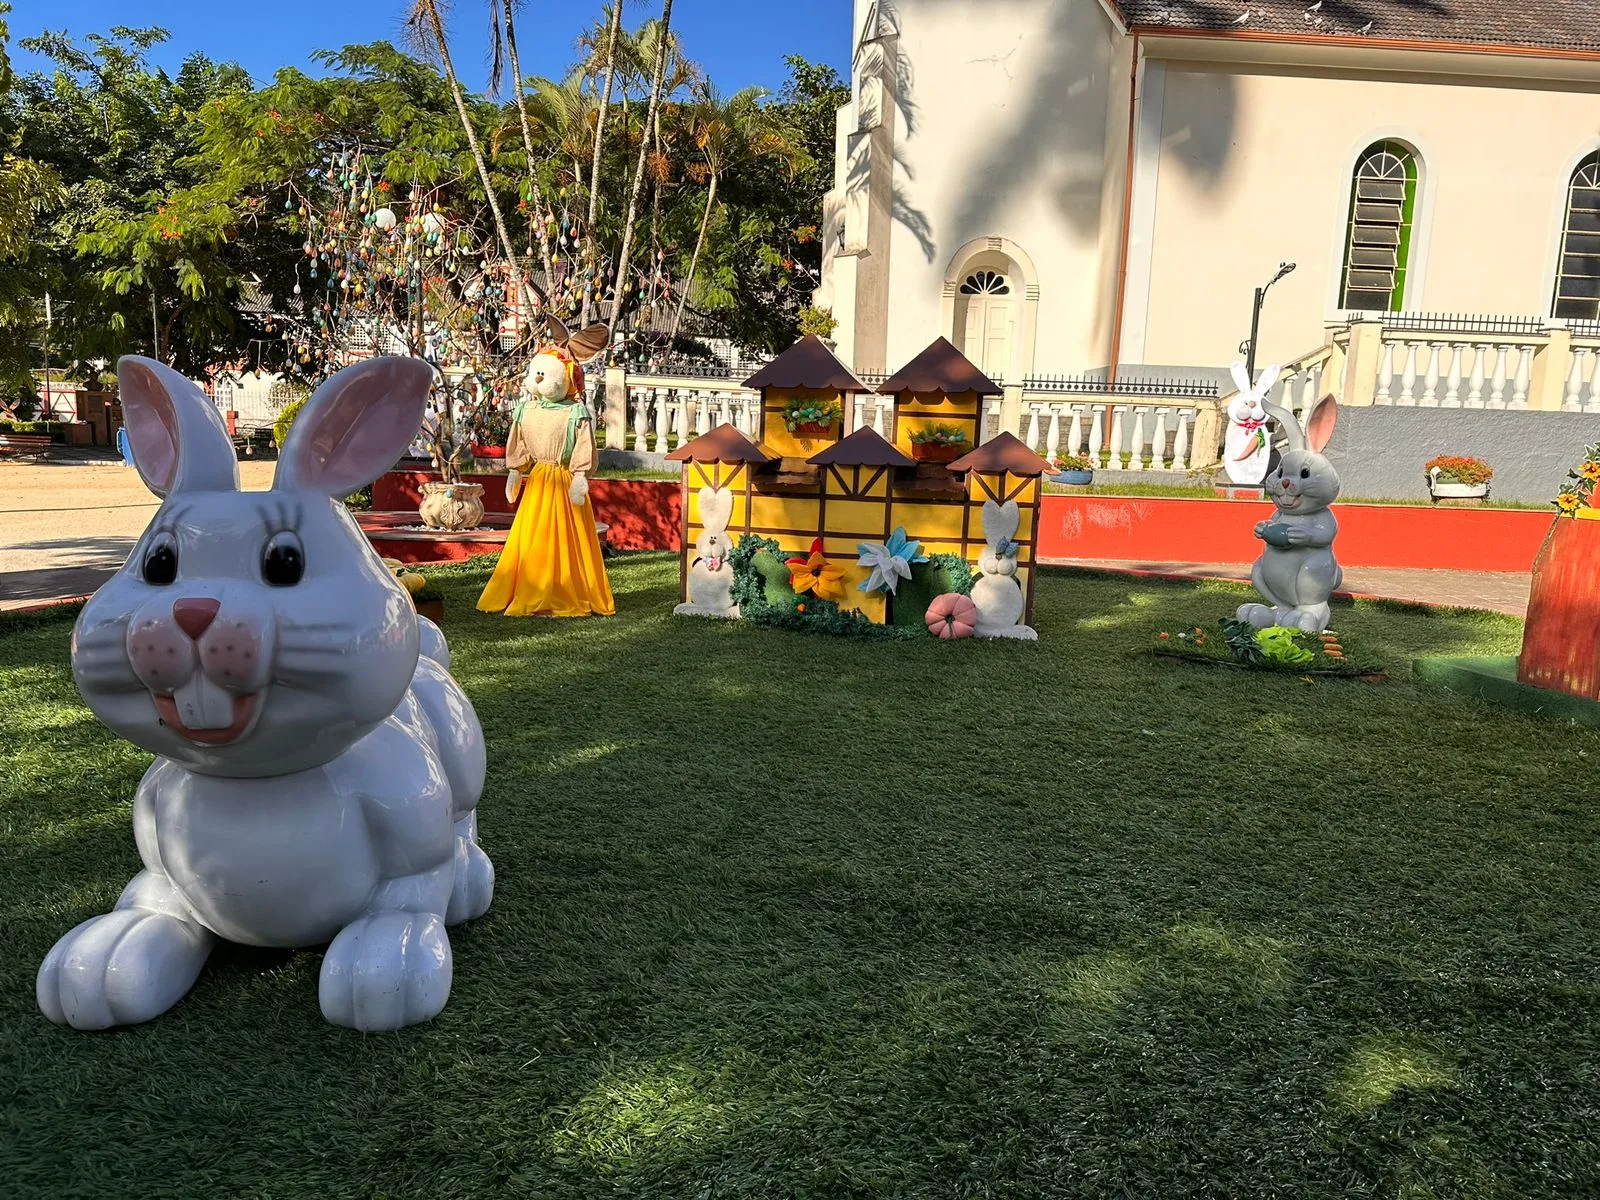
[2, 557, 1597, 1198]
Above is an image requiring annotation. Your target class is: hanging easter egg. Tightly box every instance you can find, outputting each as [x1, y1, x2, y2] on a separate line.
[421, 211, 445, 236]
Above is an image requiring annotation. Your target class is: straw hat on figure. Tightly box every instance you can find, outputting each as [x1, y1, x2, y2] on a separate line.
[477, 319, 615, 618]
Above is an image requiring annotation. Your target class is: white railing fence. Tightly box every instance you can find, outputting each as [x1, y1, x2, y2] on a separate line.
[1017, 400, 1198, 472]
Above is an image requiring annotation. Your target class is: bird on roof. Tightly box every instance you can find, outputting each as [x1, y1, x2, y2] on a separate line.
[1232, 9, 1252, 24]
[1357, 20, 1374, 34]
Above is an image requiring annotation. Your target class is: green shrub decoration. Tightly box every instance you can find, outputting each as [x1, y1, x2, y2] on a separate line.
[728, 534, 929, 641]
[891, 553, 976, 629]
[273, 397, 307, 449]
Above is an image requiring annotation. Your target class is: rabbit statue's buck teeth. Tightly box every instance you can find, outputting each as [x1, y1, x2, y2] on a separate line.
[39, 354, 494, 1034]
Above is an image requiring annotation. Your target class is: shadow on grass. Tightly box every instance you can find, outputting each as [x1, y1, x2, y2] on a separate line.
[2, 555, 1597, 1197]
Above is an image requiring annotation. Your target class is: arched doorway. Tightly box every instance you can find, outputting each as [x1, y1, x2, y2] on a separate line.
[942, 238, 1039, 384]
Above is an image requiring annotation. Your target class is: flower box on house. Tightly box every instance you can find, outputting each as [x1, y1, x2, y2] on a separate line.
[1426, 455, 1493, 502]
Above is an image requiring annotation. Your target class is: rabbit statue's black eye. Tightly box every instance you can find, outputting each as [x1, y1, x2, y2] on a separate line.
[142, 535, 178, 586]
[262, 531, 305, 587]
[1300, 466, 1312, 479]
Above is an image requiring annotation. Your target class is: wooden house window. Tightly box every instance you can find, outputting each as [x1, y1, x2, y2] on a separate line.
[1339, 141, 1418, 313]
[1554, 152, 1600, 321]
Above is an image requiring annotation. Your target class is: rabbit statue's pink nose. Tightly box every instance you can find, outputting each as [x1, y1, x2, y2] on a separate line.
[173, 598, 221, 641]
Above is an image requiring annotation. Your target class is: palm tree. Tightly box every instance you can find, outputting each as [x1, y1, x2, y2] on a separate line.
[669, 84, 797, 342]
[488, 0, 555, 288]
[578, 0, 624, 328]
[607, 0, 675, 349]
[406, 0, 545, 320]
[529, 74, 595, 189]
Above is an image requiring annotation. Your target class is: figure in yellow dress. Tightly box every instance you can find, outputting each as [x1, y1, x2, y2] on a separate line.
[477, 321, 616, 618]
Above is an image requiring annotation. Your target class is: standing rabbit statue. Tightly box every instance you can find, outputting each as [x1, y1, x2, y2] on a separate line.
[40, 355, 492, 1033]
[674, 486, 740, 619]
[477, 316, 615, 618]
[1223, 361, 1280, 486]
[971, 500, 1038, 640]
[1236, 390, 1344, 633]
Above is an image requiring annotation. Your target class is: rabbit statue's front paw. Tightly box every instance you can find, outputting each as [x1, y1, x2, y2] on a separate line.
[38, 908, 214, 1030]
[319, 911, 452, 1031]
[446, 836, 495, 925]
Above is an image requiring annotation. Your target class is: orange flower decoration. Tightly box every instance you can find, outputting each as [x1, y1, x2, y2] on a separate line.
[786, 538, 846, 601]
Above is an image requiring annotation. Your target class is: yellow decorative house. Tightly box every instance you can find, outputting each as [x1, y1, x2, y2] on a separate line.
[669, 335, 1051, 638]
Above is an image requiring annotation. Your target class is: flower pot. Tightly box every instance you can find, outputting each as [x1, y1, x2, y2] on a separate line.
[792, 421, 835, 438]
[415, 598, 444, 624]
[418, 481, 486, 531]
[1050, 469, 1095, 485]
[1428, 480, 1489, 501]
[911, 441, 964, 463]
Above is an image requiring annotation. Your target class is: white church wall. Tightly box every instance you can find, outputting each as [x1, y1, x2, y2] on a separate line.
[1138, 59, 1600, 369]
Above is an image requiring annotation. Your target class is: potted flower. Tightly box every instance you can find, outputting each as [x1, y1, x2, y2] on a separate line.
[1050, 453, 1095, 485]
[1425, 455, 1493, 501]
[909, 423, 969, 463]
[784, 394, 843, 437]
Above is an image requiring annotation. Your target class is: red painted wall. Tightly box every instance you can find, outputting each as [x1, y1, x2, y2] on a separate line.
[1036, 494, 1552, 573]
[374, 471, 682, 552]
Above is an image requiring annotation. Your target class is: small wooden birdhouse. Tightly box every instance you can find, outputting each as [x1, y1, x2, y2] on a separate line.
[807, 427, 917, 622]
[876, 337, 1000, 463]
[948, 431, 1053, 629]
[742, 335, 871, 475]
[666, 424, 777, 603]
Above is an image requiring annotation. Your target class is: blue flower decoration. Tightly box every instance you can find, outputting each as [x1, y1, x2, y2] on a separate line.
[995, 537, 1018, 558]
[856, 526, 929, 595]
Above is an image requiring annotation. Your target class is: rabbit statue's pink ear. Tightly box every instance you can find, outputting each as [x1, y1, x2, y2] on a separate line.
[275, 356, 435, 499]
[116, 356, 239, 498]
[1306, 394, 1338, 452]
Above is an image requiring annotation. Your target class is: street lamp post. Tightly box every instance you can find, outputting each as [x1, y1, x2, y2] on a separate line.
[1244, 261, 1297, 382]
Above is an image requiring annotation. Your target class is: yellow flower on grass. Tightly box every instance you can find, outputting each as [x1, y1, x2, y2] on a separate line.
[786, 538, 846, 601]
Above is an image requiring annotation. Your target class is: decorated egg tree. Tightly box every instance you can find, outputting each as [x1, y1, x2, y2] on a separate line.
[668, 335, 1049, 639]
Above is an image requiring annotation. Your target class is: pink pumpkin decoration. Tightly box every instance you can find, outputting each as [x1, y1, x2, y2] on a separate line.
[925, 592, 978, 640]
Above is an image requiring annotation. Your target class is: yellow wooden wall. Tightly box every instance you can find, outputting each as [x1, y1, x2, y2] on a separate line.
[891, 391, 982, 456]
[817, 464, 894, 622]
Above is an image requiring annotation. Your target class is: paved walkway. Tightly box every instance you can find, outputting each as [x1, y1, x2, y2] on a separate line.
[1046, 559, 1531, 618]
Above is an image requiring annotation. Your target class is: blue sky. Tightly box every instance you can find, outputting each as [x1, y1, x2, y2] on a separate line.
[9, 1, 855, 94]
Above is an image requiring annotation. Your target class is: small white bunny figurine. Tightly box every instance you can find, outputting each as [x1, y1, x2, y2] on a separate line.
[1223, 361, 1280, 486]
[673, 486, 740, 619]
[40, 354, 492, 1033]
[971, 500, 1038, 640]
[1236, 392, 1344, 633]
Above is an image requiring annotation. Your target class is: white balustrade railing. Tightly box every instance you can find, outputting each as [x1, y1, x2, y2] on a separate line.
[614, 383, 762, 451]
[1017, 399, 1197, 472]
[1372, 336, 1538, 411]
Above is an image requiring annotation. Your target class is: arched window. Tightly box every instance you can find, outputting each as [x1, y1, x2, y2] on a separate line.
[1339, 141, 1419, 312]
[1553, 152, 1600, 320]
[960, 270, 1011, 296]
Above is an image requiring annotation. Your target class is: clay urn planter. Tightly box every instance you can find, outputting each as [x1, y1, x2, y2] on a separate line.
[418, 481, 486, 531]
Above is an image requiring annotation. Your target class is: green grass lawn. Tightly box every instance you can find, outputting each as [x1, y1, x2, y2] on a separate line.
[4, 557, 1599, 1198]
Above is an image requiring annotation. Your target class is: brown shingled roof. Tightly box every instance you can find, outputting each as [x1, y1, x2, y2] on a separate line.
[1115, 1, 1600, 51]
[742, 335, 870, 392]
[807, 427, 918, 468]
[665, 423, 779, 464]
[877, 338, 1002, 396]
[947, 432, 1053, 476]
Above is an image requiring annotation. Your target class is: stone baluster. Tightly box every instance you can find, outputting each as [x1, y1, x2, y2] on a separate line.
[1442, 345, 1465, 408]
[1511, 346, 1533, 411]
[1565, 350, 1587, 412]
[1172, 410, 1192, 472]
[1584, 350, 1600, 414]
[632, 387, 649, 448]
[874, 399, 889, 438]
[1025, 404, 1043, 453]
[1487, 345, 1510, 410]
[1420, 345, 1442, 407]
[1397, 343, 1419, 406]
[1065, 407, 1084, 459]
[1086, 404, 1104, 467]
[1465, 346, 1487, 408]
[1301, 369, 1319, 421]
[1150, 408, 1169, 471]
[1129, 409, 1147, 472]
[1107, 407, 1126, 471]
[652, 389, 669, 449]
[719, 393, 733, 428]
[1375, 341, 1396, 405]
[1044, 407, 1062, 460]
[696, 392, 711, 436]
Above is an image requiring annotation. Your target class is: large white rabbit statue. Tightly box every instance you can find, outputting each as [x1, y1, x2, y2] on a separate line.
[39, 355, 492, 1033]
[1237, 390, 1344, 633]
[971, 500, 1038, 640]
[1223, 360, 1280, 486]
[674, 486, 740, 619]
